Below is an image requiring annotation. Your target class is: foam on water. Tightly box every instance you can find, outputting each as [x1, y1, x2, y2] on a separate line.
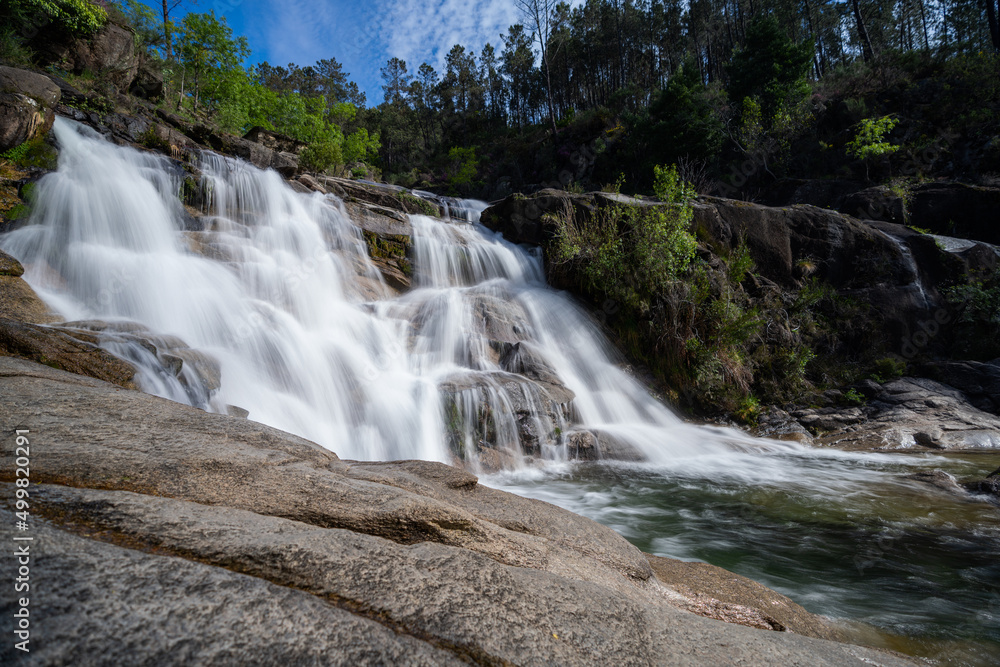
[2, 118, 795, 468]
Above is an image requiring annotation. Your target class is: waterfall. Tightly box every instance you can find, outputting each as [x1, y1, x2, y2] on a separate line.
[2, 119, 787, 468]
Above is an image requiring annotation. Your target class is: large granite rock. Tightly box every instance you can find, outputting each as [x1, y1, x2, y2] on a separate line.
[0, 318, 137, 388]
[0, 250, 57, 323]
[0, 66, 61, 152]
[791, 377, 1000, 450]
[0, 356, 917, 666]
[31, 22, 139, 91]
[908, 182, 1000, 244]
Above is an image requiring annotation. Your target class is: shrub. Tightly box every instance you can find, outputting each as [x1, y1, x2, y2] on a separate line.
[300, 139, 343, 174]
[12, 0, 107, 36]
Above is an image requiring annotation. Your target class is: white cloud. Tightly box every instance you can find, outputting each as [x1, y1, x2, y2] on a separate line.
[242, 0, 571, 102]
[378, 0, 520, 74]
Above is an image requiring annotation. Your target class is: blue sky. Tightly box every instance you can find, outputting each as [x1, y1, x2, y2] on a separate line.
[159, 0, 525, 105]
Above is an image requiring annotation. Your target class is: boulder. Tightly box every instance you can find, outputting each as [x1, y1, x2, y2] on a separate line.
[795, 377, 1000, 450]
[0, 356, 918, 666]
[270, 150, 299, 177]
[0, 248, 24, 277]
[0, 318, 137, 388]
[438, 369, 572, 464]
[244, 126, 308, 155]
[921, 359, 1000, 414]
[31, 23, 139, 91]
[0, 66, 61, 151]
[0, 66, 61, 107]
[322, 176, 442, 216]
[963, 466, 1000, 499]
[129, 56, 164, 101]
[908, 182, 1000, 244]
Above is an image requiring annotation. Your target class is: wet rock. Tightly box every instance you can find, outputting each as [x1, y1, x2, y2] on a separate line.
[322, 177, 442, 216]
[964, 466, 1000, 499]
[906, 470, 968, 496]
[0, 318, 137, 388]
[645, 555, 846, 641]
[753, 407, 814, 444]
[470, 291, 530, 345]
[0, 66, 61, 151]
[807, 377, 1000, 450]
[0, 357, 920, 666]
[345, 200, 412, 292]
[439, 370, 573, 462]
[227, 404, 250, 419]
[296, 173, 327, 193]
[0, 248, 24, 277]
[57, 319, 223, 400]
[498, 341, 575, 404]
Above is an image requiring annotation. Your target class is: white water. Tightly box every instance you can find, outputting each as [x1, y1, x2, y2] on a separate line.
[3, 119, 788, 468]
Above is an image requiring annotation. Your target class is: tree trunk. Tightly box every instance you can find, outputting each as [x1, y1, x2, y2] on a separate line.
[162, 0, 173, 60]
[851, 0, 876, 62]
[986, 0, 1000, 52]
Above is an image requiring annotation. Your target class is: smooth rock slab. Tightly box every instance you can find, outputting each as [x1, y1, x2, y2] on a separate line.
[0, 357, 918, 666]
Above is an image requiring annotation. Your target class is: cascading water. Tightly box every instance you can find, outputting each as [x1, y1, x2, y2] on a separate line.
[2, 119, 779, 467]
[4, 120, 999, 663]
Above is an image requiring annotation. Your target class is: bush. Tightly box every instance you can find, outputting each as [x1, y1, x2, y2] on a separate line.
[554, 164, 697, 311]
[10, 0, 107, 36]
[300, 139, 342, 174]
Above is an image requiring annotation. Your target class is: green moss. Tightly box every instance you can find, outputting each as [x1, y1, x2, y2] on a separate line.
[139, 127, 171, 154]
[1, 137, 57, 169]
[399, 192, 438, 217]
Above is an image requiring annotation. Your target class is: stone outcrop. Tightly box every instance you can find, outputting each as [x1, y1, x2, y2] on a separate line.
[760, 178, 1000, 247]
[0, 318, 137, 389]
[30, 22, 139, 91]
[0, 249, 56, 323]
[244, 126, 308, 155]
[0, 356, 916, 666]
[766, 377, 1000, 450]
[964, 466, 1000, 499]
[0, 66, 61, 152]
[129, 54, 164, 101]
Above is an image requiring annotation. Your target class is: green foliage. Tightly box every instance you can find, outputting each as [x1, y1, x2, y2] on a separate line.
[1, 136, 57, 169]
[870, 357, 906, 383]
[111, 0, 162, 49]
[13, 0, 107, 35]
[0, 28, 33, 66]
[447, 146, 478, 190]
[343, 128, 380, 164]
[138, 127, 170, 153]
[844, 388, 865, 405]
[555, 164, 696, 311]
[300, 139, 342, 174]
[733, 395, 762, 425]
[846, 116, 899, 161]
[176, 11, 249, 112]
[727, 16, 812, 117]
[632, 61, 724, 171]
[1, 141, 33, 164]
